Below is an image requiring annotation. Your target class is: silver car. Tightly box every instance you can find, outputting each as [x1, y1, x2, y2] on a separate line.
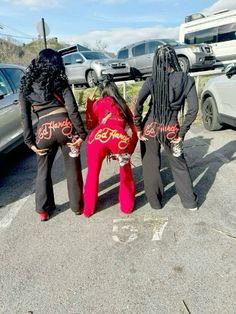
[117, 38, 216, 76]
[201, 63, 236, 130]
[0, 64, 37, 155]
[62, 50, 131, 87]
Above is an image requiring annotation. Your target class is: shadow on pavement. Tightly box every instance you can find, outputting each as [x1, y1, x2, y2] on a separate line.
[91, 136, 236, 215]
[0, 143, 87, 209]
[1, 136, 235, 217]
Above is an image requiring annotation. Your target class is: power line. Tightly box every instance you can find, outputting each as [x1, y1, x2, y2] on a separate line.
[0, 21, 34, 39]
[0, 32, 33, 40]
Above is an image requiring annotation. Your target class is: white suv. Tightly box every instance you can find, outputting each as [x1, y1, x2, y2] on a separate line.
[61, 50, 131, 87]
[201, 64, 236, 130]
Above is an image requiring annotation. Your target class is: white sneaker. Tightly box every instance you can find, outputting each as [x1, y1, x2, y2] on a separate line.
[110, 153, 131, 166]
[188, 207, 198, 211]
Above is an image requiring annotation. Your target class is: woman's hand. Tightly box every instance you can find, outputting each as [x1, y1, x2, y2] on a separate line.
[137, 131, 148, 141]
[30, 145, 49, 156]
[67, 137, 83, 148]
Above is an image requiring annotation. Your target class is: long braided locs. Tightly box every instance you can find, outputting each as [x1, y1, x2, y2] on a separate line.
[151, 45, 182, 142]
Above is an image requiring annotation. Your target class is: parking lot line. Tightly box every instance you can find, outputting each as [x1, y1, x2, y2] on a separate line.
[0, 150, 62, 230]
[0, 195, 29, 229]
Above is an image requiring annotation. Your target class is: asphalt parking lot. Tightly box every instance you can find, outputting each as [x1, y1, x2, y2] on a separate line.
[0, 121, 235, 314]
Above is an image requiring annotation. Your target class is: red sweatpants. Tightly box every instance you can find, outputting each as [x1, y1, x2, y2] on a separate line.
[83, 125, 135, 217]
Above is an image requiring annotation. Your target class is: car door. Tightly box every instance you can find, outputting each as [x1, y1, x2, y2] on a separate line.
[63, 53, 86, 84]
[146, 40, 162, 73]
[215, 69, 236, 117]
[131, 43, 150, 76]
[0, 68, 23, 153]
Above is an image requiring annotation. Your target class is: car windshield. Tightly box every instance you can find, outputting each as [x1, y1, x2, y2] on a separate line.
[80, 51, 110, 60]
[160, 39, 181, 47]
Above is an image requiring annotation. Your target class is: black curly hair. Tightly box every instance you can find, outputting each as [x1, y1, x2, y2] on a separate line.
[20, 48, 68, 97]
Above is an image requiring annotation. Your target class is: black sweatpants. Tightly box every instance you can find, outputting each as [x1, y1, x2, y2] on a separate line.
[140, 136, 197, 209]
[35, 113, 83, 214]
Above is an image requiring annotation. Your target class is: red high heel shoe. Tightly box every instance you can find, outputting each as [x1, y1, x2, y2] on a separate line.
[38, 212, 49, 221]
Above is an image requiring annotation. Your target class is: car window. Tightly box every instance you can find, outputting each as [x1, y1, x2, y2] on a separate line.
[70, 53, 83, 63]
[185, 27, 218, 44]
[3, 68, 24, 92]
[132, 43, 146, 57]
[160, 39, 180, 47]
[218, 23, 236, 42]
[117, 49, 129, 59]
[80, 51, 110, 60]
[63, 54, 72, 64]
[147, 41, 161, 53]
[0, 71, 13, 98]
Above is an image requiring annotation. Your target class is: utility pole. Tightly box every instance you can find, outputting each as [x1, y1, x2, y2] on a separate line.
[36, 18, 50, 49]
[41, 18, 47, 49]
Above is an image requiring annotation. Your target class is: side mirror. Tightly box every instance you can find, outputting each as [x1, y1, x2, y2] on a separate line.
[226, 65, 236, 79]
[0, 90, 5, 100]
[75, 58, 83, 63]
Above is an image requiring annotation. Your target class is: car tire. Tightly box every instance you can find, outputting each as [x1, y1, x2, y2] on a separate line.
[86, 70, 98, 87]
[178, 56, 190, 72]
[202, 97, 222, 131]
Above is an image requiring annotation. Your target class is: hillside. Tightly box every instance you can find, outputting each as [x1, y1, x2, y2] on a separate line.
[0, 37, 115, 65]
[0, 37, 67, 65]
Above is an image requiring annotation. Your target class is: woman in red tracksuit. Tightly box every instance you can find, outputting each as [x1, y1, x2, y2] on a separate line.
[83, 80, 138, 217]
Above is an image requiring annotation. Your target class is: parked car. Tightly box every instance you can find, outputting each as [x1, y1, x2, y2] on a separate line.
[61, 49, 131, 87]
[200, 63, 236, 130]
[0, 63, 36, 155]
[117, 38, 216, 77]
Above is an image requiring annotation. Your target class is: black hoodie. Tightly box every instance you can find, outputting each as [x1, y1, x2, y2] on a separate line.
[19, 81, 87, 147]
[134, 72, 199, 139]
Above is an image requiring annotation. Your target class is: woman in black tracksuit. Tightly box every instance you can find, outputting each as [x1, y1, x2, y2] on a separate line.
[134, 45, 199, 210]
[19, 48, 87, 221]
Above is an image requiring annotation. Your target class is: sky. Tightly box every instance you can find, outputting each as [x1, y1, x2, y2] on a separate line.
[1, 0, 236, 53]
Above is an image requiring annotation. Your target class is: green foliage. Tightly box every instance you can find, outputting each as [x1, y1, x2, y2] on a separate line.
[73, 78, 208, 125]
[73, 81, 147, 113]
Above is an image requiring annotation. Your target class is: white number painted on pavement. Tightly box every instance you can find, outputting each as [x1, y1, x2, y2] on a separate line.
[112, 218, 138, 243]
[112, 217, 168, 243]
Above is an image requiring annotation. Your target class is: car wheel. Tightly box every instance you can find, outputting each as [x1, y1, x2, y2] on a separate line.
[86, 70, 98, 88]
[178, 56, 190, 72]
[202, 97, 222, 131]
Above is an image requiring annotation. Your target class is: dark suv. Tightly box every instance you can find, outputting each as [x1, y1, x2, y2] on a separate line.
[117, 38, 216, 78]
[0, 64, 34, 154]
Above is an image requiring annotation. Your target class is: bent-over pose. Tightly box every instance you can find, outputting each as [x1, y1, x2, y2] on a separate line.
[20, 49, 87, 221]
[83, 80, 137, 217]
[134, 45, 199, 210]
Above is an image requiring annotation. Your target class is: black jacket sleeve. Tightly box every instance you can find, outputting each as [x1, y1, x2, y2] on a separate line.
[62, 85, 87, 140]
[178, 76, 199, 139]
[126, 106, 138, 154]
[133, 79, 151, 131]
[19, 92, 35, 148]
